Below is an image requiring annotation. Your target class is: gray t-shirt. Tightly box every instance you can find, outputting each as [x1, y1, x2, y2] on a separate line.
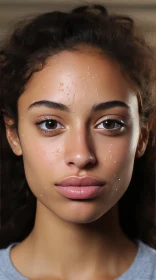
[0, 239, 156, 279]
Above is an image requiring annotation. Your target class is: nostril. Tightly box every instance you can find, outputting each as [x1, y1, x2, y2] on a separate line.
[67, 155, 97, 169]
[68, 162, 75, 165]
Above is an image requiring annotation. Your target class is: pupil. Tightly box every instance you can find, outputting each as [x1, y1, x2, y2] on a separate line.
[104, 120, 114, 129]
[46, 120, 57, 129]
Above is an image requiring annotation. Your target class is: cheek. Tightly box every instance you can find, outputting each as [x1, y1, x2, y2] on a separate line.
[99, 136, 136, 163]
[98, 131, 139, 180]
[20, 137, 62, 189]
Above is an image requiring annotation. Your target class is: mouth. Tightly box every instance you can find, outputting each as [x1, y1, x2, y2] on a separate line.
[55, 176, 106, 200]
[55, 175, 105, 186]
[55, 184, 106, 199]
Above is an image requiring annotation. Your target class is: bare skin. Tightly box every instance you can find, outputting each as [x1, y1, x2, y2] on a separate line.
[4, 47, 149, 280]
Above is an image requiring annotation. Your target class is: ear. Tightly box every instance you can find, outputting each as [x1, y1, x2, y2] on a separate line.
[135, 125, 149, 158]
[3, 115, 22, 156]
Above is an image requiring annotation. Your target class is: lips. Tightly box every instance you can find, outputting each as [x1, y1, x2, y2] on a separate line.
[55, 176, 105, 187]
[55, 176, 106, 200]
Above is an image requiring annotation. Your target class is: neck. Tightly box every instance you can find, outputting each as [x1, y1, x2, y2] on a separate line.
[12, 201, 137, 279]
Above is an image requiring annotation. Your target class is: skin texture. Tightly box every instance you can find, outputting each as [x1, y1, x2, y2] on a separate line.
[4, 48, 149, 280]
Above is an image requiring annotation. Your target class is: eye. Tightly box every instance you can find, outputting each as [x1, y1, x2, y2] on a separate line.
[36, 119, 64, 134]
[96, 118, 125, 131]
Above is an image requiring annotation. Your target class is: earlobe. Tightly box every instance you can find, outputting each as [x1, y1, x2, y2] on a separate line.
[135, 126, 149, 158]
[3, 116, 22, 156]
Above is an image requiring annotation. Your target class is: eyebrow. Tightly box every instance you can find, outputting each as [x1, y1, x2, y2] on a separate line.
[28, 100, 131, 112]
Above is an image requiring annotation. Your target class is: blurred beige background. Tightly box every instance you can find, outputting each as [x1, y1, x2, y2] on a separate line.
[0, 0, 156, 48]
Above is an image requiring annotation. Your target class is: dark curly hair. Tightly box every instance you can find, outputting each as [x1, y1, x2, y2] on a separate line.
[0, 4, 156, 249]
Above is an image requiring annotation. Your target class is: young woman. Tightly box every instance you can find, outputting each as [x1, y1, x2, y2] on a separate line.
[0, 4, 156, 280]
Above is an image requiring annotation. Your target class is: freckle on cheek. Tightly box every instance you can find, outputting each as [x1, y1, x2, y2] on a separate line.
[39, 185, 50, 198]
[51, 148, 61, 157]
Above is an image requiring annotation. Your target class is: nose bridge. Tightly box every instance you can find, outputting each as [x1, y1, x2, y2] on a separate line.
[64, 123, 96, 168]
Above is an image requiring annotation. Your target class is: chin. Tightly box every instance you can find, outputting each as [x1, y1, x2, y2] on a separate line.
[54, 202, 108, 224]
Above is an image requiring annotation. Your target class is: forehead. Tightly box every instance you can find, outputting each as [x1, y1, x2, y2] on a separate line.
[18, 49, 138, 113]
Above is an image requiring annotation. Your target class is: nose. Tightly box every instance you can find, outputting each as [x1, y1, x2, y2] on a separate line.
[64, 128, 97, 169]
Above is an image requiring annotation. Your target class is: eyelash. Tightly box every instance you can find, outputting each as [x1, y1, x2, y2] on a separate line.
[35, 117, 125, 135]
[36, 118, 64, 134]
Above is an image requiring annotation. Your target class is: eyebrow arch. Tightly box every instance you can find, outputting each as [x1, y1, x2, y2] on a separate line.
[28, 100, 131, 112]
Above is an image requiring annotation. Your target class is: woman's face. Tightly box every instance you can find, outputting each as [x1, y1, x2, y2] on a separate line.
[16, 49, 140, 223]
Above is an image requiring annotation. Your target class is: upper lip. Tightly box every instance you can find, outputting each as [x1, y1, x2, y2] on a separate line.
[55, 176, 105, 187]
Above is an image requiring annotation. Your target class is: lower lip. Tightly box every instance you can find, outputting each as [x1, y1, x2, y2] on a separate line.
[54, 185, 105, 199]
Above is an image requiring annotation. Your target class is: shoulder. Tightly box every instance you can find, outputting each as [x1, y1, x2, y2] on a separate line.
[135, 240, 156, 279]
[116, 239, 156, 280]
[0, 245, 12, 279]
[0, 243, 25, 280]
[143, 242, 156, 277]
[0, 245, 11, 266]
